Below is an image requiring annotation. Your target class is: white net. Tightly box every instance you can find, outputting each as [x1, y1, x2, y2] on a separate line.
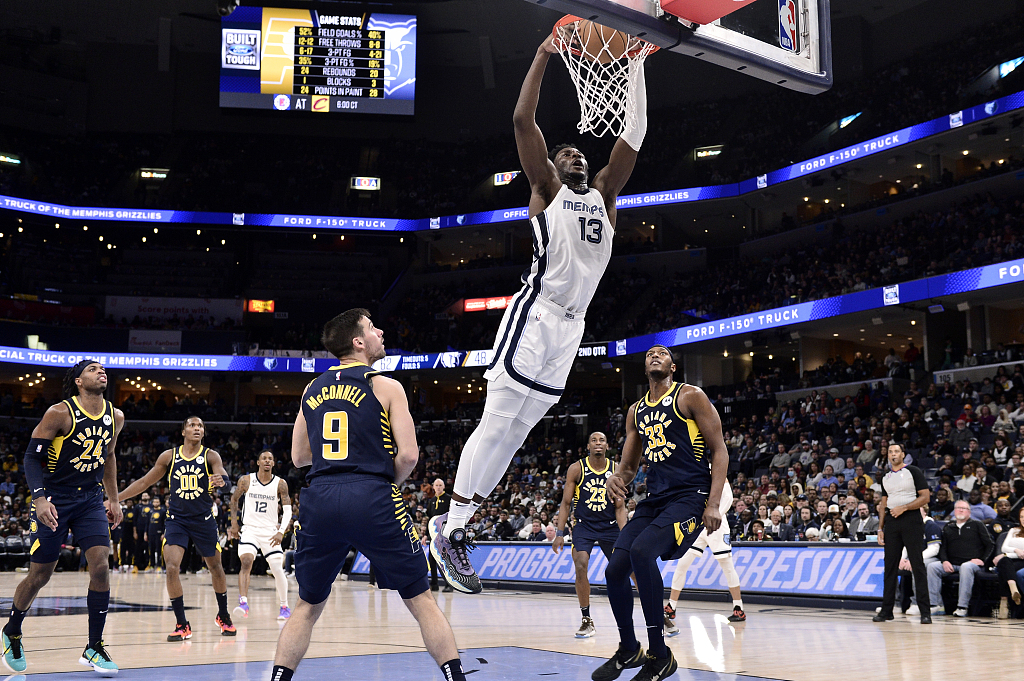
[553, 16, 658, 138]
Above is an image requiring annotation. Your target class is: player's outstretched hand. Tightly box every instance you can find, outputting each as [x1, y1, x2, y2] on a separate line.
[210, 474, 226, 488]
[105, 499, 123, 529]
[606, 474, 628, 504]
[552, 535, 564, 553]
[703, 506, 722, 535]
[540, 34, 559, 54]
[271, 532, 285, 547]
[34, 496, 59, 531]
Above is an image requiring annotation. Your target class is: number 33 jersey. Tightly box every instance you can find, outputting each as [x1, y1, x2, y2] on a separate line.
[301, 362, 395, 483]
[634, 382, 712, 499]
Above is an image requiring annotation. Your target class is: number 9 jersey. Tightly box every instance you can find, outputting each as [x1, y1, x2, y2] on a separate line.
[301, 361, 396, 482]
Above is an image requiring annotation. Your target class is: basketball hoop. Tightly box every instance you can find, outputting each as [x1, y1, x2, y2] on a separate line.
[552, 15, 659, 139]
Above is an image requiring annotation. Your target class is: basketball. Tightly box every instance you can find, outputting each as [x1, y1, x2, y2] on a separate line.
[577, 19, 630, 64]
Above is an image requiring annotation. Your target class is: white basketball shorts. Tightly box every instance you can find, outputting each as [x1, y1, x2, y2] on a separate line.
[238, 525, 283, 558]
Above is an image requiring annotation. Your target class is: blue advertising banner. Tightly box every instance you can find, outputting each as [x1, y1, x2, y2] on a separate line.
[351, 542, 885, 598]
[3, 91, 1022, 231]
[610, 256, 1024, 356]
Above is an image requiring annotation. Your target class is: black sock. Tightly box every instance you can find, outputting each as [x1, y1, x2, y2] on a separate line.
[5, 605, 28, 637]
[215, 591, 229, 618]
[440, 658, 466, 681]
[271, 665, 294, 681]
[581, 606, 591, 619]
[87, 589, 109, 647]
[170, 596, 187, 626]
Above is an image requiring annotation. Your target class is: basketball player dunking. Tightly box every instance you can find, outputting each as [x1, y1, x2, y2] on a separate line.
[3, 360, 122, 676]
[432, 32, 648, 593]
[229, 450, 293, 620]
[272, 308, 468, 681]
[553, 432, 626, 638]
[119, 417, 236, 641]
[594, 345, 729, 681]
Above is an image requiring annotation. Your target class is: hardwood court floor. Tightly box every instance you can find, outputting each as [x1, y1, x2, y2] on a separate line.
[2, 572, 1022, 681]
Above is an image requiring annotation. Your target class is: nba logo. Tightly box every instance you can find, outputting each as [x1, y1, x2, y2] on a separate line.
[301, 358, 315, 372]
[274, 94, 290, 110]
[615, 339, 627, 356]
[883, 284, 900, 306]
[778, 0, 797, 52]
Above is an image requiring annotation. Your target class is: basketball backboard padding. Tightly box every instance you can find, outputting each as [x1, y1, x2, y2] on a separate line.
[660, 0, 759, 26]
[521, 0, 832, 94]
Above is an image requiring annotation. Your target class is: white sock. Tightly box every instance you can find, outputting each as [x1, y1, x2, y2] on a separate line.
[239, 596, 247, 604]
[443, 500, 474, 538]
[733, 599, 743, 609]
[669, 599, 677, 610]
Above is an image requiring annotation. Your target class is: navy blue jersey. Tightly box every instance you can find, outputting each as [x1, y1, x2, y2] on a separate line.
[302, 362, 395, 482]
[45, 397, 114, 488]
[573, 457, 617, 531]
[633, 382, 711, 499]
[148, 507, 166, 533]
[166, 446, 214, 517]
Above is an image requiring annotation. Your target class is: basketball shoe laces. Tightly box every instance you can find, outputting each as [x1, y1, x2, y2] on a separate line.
[6, 633, 22, 658]
[449, 533, 477, 575]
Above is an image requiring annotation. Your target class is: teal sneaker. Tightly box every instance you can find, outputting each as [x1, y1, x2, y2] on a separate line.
[1, 629, 26, 673]
[79, 642, 118, 676]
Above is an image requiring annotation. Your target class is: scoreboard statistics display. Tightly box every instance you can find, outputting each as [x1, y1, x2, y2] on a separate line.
[219, 6, 416, 115]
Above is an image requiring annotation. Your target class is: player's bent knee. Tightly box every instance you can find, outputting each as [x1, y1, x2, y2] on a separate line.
[605, 551, 632, 583]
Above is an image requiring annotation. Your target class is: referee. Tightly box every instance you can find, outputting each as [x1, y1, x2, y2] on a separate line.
[427, 478, 452, 592]
[875, 443, 932, 623]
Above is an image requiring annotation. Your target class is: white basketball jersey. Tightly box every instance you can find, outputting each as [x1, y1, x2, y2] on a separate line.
[718, 481, 734, 515]
[523, 184, 614, 315]
[242, 473, 281, 532]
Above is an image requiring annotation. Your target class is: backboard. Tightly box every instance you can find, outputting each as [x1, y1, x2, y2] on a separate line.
[521, 0, 832, 93]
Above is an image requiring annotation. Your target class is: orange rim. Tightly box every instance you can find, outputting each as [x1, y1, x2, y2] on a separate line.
[552, 14, 660, 59]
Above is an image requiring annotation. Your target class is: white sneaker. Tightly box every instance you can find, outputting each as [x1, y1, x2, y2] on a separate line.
[664, 615, 680, 637]
[953, 608, 968, 618]
[874, 606, 881, 613]
[906, 604, 920, 616]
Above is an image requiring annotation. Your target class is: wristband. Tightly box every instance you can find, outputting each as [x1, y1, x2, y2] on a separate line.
[555, 529, 564, 537]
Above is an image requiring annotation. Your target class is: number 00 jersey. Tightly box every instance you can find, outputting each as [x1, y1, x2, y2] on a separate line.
[242, 473, 282, 532]
[46, 396, 114, 489]
[167, 446, 214, 517]
[301, 362, 395, 482]
[634, 382, 712, 499]
[573, 457, 617, 531]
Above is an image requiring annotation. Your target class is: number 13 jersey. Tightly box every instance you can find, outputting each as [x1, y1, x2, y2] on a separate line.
[301, 362, 395, 483]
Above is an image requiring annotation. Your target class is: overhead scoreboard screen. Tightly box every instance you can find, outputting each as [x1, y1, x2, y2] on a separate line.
[219, 6, 416, 115]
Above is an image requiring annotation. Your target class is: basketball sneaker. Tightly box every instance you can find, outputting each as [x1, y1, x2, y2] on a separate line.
[79, 641, 118, 676]
[428, 513, 445, 541]
[728, 606, 746, 623]
[429, 515, 482, 594]
[167, 623, 192, 642]
[278, 606, 291, 620]
[2, 628, 26, 673]
[663, 603, 676, 620]
[592, 644, 646, 681]
[233, 597, 249, 618]
[663, 615, 679, 637]
[575, 616, 596, 638]
[216, 614, 236, 636]
[630, 648, 678, 681]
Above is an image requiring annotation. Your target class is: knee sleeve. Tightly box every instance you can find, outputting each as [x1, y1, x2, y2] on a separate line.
[452, 404, 519, 498]
[475, 392, 555, 496]
[671, 549, 701, 591]
[716, 554, 741, 589]
[268, 553, 288, 605]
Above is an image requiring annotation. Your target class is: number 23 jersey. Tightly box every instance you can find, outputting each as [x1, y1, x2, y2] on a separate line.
[301, 361, 395, 482]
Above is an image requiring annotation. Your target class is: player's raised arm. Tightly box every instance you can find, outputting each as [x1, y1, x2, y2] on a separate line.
[678, 386, 729, 534]
[118, 449, 173, 502]
[592, 61, 646, 216]
[606, 404, 642, 503]
[514, 35, 562, 215]
[553, 461, 582, 553]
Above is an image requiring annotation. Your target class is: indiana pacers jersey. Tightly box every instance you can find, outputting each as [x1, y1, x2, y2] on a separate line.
[302, 362, 395, 482]
[242, 473, 281, 532]
[46, 396, 115, 489]
[634, 382, 712, 499]
[521, 184, 613, 315]
[167, 446, 214, 517]
[573, 457, 617, 531]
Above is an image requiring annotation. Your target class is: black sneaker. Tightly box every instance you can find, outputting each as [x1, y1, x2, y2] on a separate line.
[629, 649, 678, 681]
[592, 644, 646, 681]
[727, 606, 746, 622]
[872, 612, 894, 622]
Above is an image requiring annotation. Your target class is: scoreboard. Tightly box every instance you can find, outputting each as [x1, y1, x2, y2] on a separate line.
[219, 7, 416, 116]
